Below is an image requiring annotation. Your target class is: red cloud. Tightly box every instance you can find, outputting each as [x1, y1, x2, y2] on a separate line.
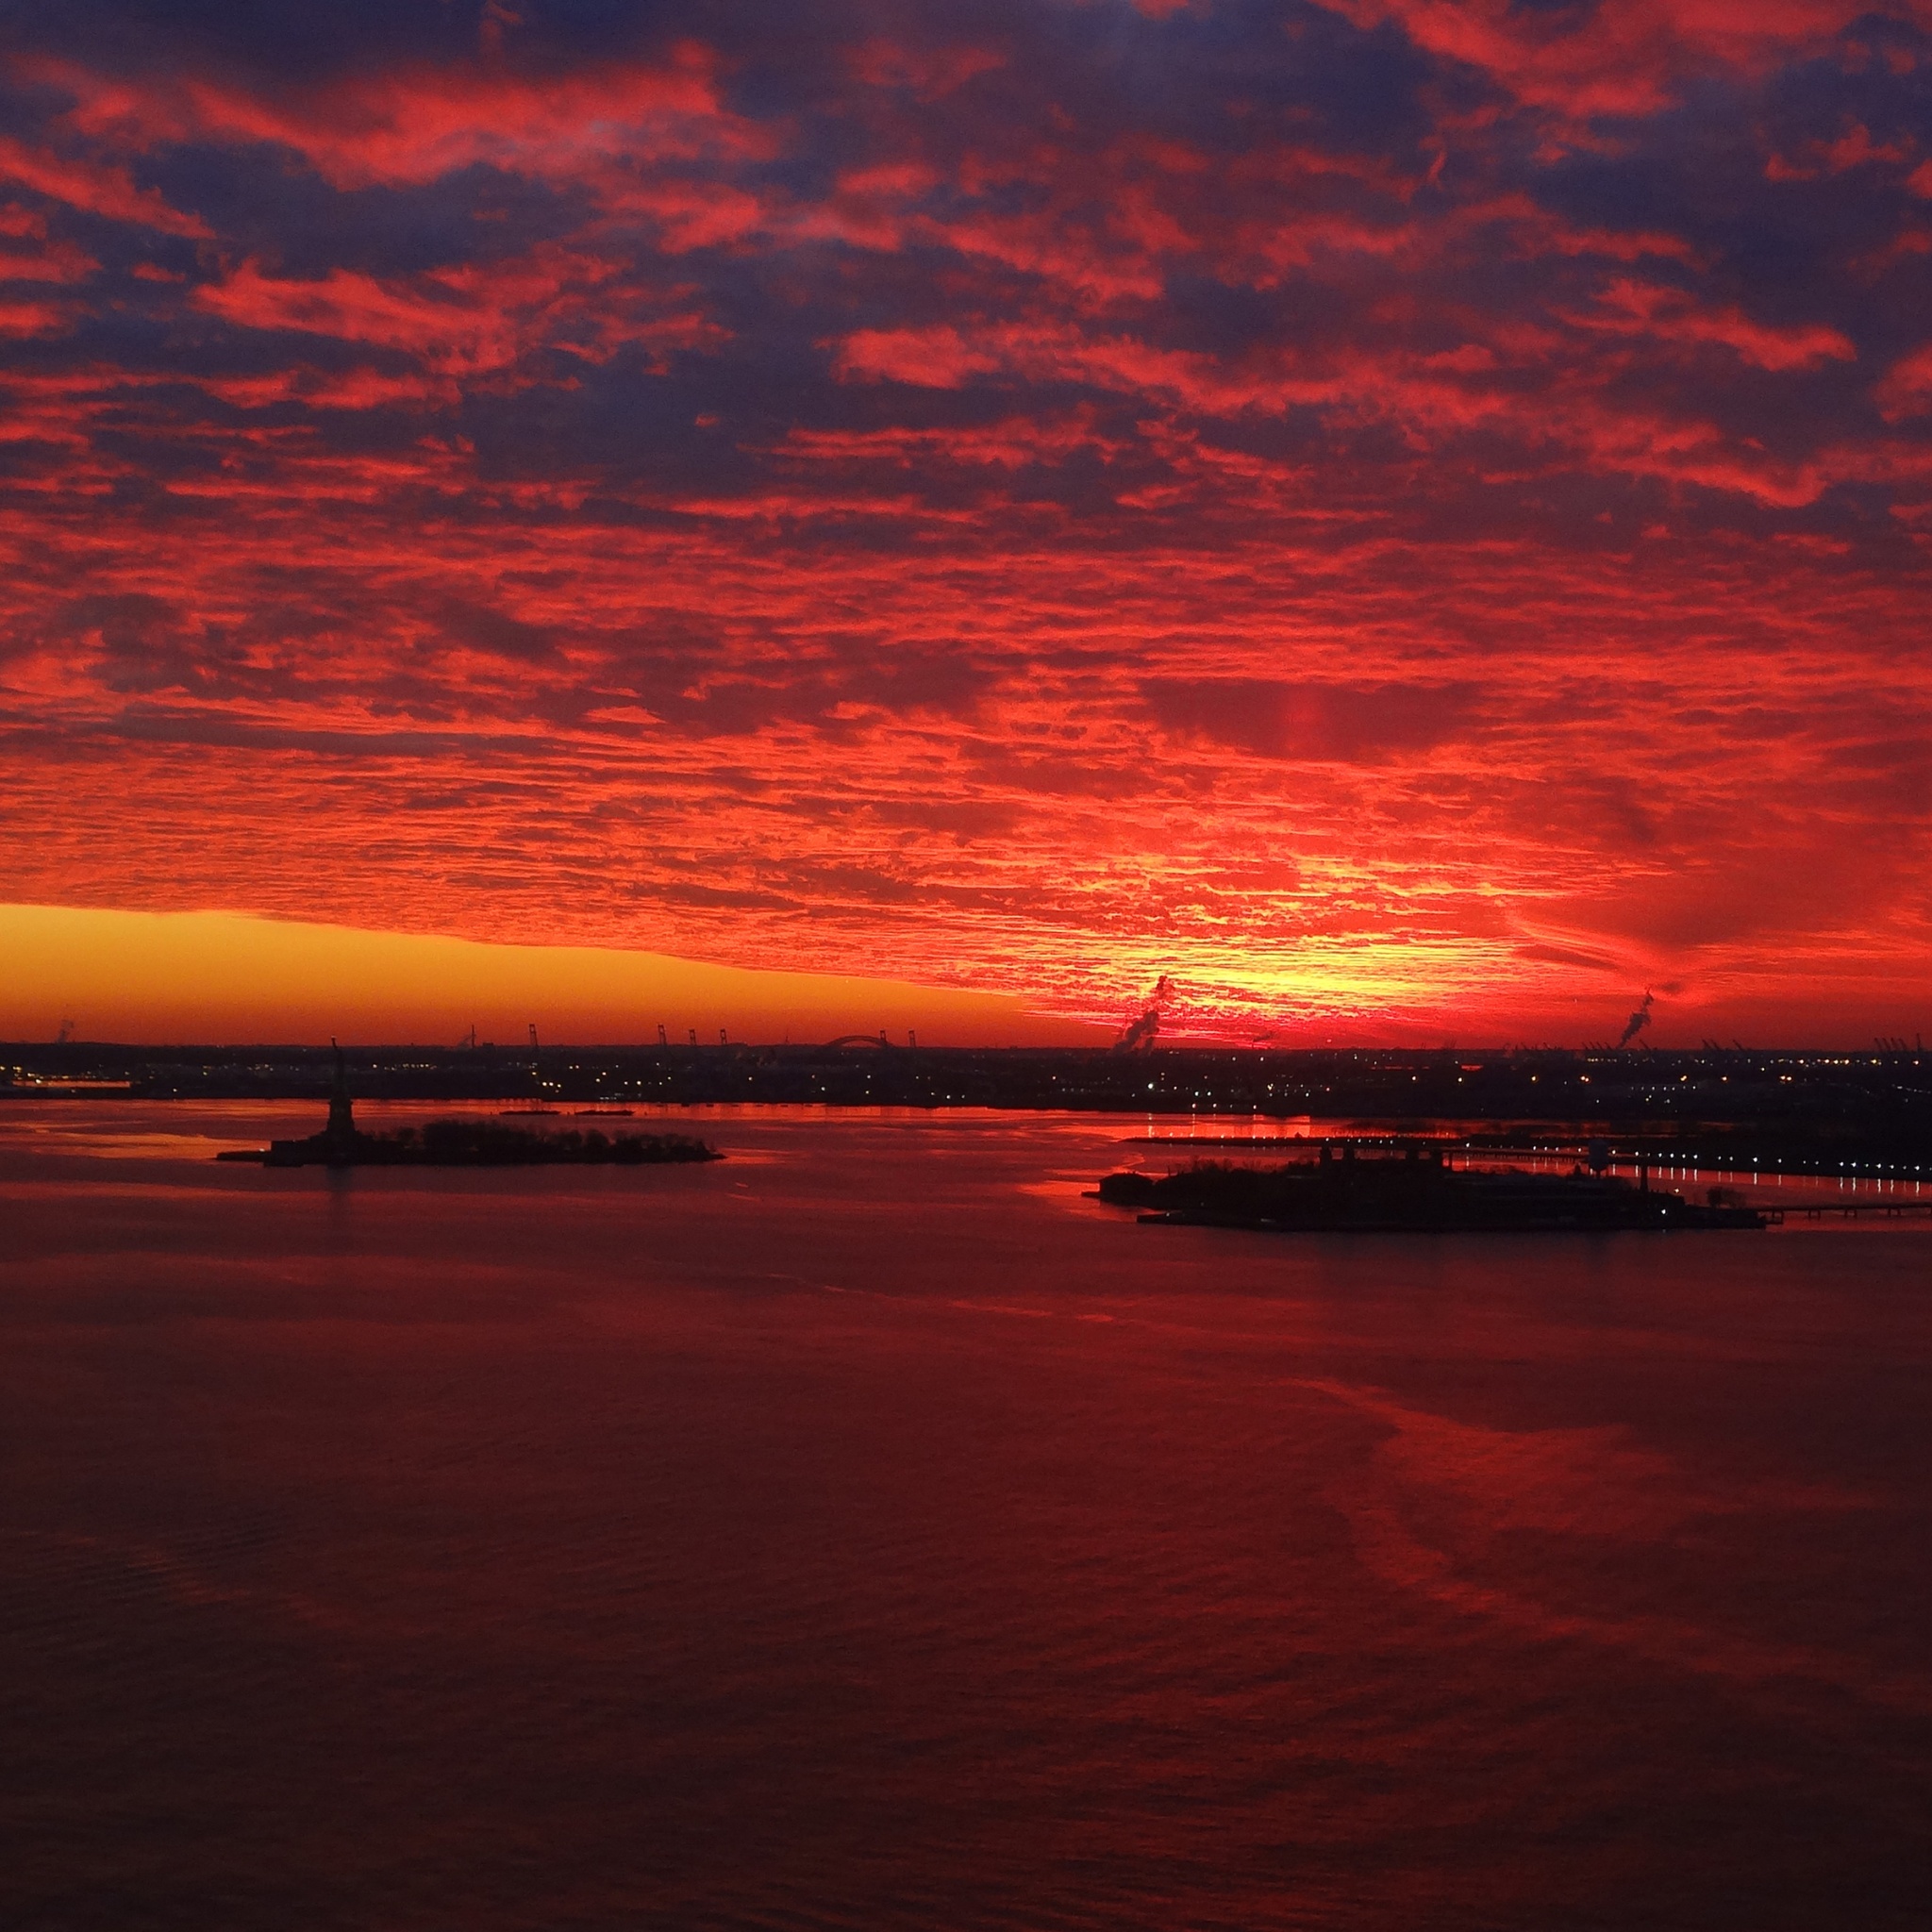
[1572, 279, 1857, 370]
[848, 39, 1007, 99]
[0, 132, 209, 236]
[1875, 342, 1932, 419]
[33, 47, 769, 192]
[194, 262, 525, 374]
[1312, 0, 1932, 118]
[1767, 121, 1915, 180]
[200, 366, 460, 412]
[192, 244, 719, 381]
[833, 325, 1004, 388]
[0, 295, 68, 336]
[0, 215, 95, 285]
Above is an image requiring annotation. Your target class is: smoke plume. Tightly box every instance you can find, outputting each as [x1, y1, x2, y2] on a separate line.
[1616, 991, 1653, 1050]
[1115, 974, 1175, 1051]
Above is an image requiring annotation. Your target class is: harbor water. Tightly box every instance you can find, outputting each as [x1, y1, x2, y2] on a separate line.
[3, 1103, 1928, 1929]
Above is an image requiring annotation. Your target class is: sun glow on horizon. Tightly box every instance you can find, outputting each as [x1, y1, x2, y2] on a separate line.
[0, 904, 1105, 1047]
[2, 901, 1921, 1051]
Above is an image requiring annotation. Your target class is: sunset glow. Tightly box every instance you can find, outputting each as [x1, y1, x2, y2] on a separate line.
[5, 2, 1930, 1041]
[0, 904, 1090, 1045]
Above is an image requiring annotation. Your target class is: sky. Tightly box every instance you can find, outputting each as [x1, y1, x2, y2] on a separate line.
[0, 904, 1085, 1046]
[2, 0, 1930, 1044]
